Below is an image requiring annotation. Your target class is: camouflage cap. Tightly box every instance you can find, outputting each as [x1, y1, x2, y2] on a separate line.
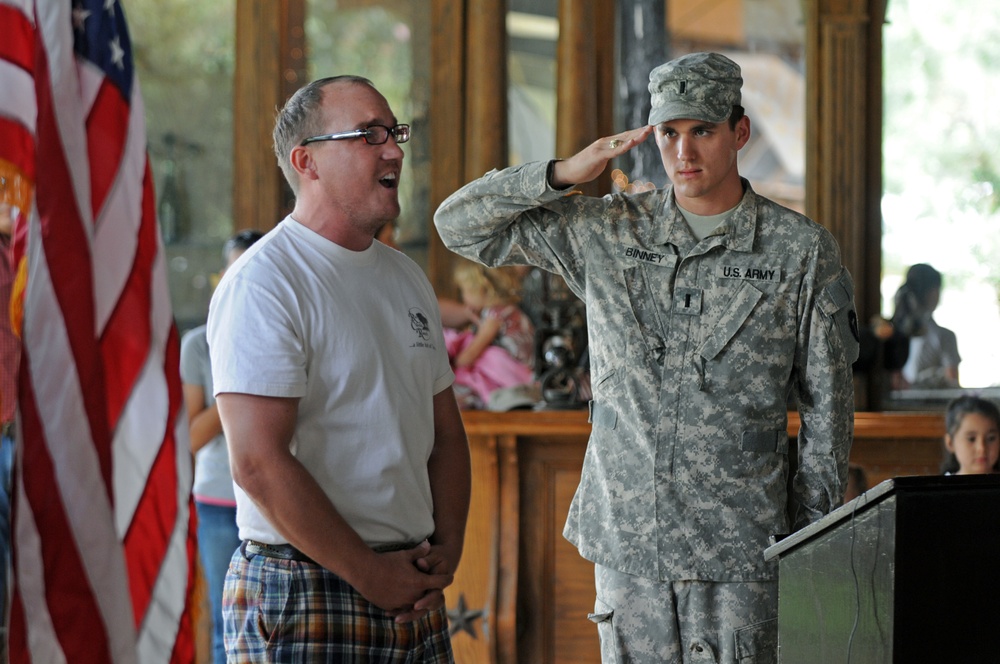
[648, 52, 743, 125]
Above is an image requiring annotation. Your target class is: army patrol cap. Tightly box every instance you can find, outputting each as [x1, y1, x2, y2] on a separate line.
[648, 52, 743, 125]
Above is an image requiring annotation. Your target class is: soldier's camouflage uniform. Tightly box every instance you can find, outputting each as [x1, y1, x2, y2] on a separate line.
[434, 159, 859, 657]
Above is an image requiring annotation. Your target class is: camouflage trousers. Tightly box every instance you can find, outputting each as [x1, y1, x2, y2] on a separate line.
[590, 564, 778, 664]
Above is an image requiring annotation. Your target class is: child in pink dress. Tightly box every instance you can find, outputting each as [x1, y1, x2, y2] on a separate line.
[446, 262, 535, 408]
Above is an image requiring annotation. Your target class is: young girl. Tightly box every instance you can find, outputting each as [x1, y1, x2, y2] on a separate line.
[940, 395, 1000, 475]
[445, 261, 535, 408]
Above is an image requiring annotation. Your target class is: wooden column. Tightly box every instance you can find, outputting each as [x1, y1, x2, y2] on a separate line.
[232, 0, 305, 232]
[464, 1, 509, 181]
[805, 0, 885, 326]
[428, 0, 508, 299]
[427, 5, 510, 660]
[805, 0, 886, 409]
[556, 0, 614, 197]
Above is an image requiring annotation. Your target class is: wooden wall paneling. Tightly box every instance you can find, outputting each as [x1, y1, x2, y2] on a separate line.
[518, 433, 600, 664]
[450, 433, 500, 663]
[550, 462, 598, 664]
[850, 411, 946, 486]
[496, 433, 521, 664]
[849, 437, 945, 487]
[233, 0, 303, 232]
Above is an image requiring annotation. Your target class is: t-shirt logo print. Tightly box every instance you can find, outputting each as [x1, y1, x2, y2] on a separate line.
[409, 308, 431, 340]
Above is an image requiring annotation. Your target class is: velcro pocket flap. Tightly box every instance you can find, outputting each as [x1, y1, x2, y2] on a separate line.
[741, 429, 788, 454]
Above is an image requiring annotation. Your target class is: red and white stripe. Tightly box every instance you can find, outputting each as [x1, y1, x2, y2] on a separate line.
[0, 1, 195, 662]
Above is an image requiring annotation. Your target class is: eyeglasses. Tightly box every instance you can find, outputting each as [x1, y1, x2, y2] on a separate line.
[300, 124, 410, 146]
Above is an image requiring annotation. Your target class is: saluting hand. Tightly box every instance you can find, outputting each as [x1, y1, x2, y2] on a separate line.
[549, 125, 655, 189]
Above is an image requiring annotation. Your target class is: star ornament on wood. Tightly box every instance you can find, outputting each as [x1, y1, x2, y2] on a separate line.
[447, 593, 486, 639]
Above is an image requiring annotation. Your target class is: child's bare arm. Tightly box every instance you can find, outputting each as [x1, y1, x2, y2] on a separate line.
[454, 316, 502, 368]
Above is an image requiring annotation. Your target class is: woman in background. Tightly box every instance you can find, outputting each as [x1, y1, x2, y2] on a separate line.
[891, 263, 961, 389]
[180, 229, 263, 664]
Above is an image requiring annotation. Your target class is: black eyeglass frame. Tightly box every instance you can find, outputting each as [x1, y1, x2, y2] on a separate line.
[299, 124, 410, 146]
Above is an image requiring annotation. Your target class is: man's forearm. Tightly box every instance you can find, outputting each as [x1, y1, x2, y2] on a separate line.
[427, 388, 471, 565]
[233, 436, 377, 579]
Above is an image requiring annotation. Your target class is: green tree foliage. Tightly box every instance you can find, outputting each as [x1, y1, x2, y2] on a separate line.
[126, 0, 235, 244]
[883, 0, 1000, 295]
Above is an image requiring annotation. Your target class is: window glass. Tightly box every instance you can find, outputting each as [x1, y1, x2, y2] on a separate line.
[668, 0, 805, 211]
[306, 1, 430, 269]
[508, 1, 558, 165]
[882, 0, 1000, 394]
[129, 0, 235, 332]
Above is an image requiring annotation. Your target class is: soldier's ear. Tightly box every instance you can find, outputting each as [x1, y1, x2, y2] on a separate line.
[735, 115, 751, 149]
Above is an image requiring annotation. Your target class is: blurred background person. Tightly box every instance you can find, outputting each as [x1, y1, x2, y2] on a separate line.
[891, 263, 961, 389]
[445, 261, 535, 409]
[181, 229, 263, 664]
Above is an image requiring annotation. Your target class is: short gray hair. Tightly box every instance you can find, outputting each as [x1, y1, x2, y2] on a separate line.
[272, 75, 375, 195]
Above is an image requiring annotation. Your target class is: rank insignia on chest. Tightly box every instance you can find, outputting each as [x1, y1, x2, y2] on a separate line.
[718, 264, 781, 283]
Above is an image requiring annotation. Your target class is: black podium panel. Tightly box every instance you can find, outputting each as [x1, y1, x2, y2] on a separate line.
[763, 474, 1000, 663]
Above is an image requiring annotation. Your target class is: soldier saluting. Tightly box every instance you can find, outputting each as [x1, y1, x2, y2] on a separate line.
[435, 52, 859, 664]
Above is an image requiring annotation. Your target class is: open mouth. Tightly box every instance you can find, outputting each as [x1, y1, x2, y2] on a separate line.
[379, 173, 398, 189]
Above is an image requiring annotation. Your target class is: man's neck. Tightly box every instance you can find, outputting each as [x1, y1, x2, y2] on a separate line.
[290, 201, 376, 252]
[675, 176, 746, 216]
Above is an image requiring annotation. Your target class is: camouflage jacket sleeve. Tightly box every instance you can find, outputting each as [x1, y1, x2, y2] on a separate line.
[790, 229, 860, 531]
[433, 160, 599, 296]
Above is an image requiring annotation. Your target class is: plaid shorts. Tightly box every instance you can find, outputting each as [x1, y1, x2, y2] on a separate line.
[223, 544, 455, 663]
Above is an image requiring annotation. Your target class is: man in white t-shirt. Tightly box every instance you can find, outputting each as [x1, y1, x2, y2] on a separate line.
[207, 75, 470, 662]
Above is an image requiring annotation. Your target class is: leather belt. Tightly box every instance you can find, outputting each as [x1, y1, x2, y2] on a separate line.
[243, 540, 316, 564]
[242, 540, 422, 563]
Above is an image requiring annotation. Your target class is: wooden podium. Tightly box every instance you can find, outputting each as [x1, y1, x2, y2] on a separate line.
[763, 474, 1000, 663]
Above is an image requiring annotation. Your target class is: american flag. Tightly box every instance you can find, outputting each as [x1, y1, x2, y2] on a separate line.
[0, 1, 196, 662]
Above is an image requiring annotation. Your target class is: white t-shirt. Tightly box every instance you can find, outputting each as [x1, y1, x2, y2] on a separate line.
[207, 217, 454, 546]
